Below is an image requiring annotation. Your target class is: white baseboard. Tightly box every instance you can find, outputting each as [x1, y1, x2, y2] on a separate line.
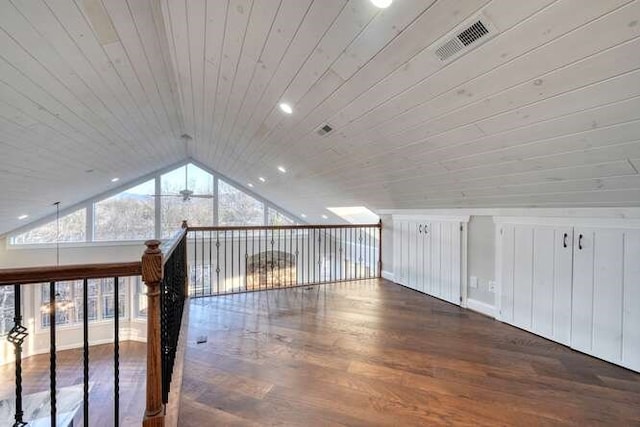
[381, 270, 395, 282]
[466, 298, 496, 318]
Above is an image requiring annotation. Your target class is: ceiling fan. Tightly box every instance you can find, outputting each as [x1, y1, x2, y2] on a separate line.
[148, 166, 214, 202]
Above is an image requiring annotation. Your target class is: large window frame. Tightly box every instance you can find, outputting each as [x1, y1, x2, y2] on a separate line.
[8, 162, 301, 247]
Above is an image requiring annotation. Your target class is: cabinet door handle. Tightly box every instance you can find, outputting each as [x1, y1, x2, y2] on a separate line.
[418, 224, 422, 234]
[423, 224, 428, 234]
[578, 234, 583, 250]
[563, 233, 568, 248]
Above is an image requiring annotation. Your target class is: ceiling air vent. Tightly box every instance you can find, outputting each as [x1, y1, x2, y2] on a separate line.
[434, 18, 495, 62]
[317, 124, 333, 136]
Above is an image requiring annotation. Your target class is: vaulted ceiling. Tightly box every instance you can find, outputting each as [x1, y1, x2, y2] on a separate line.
[1, 0, 640, 235]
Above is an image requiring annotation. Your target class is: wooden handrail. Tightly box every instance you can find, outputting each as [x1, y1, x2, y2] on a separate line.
[187, 223, 381, 232]
[161, 227, 188, 267]
[0, 261, 142, 286]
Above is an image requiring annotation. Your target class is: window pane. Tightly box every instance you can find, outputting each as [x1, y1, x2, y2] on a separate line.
[218, 180, 264, 226]
[94, 180, 155, 241]
[268, 208, 295, 225]
[135, 277, 147, 318]
[101, 278, 126, 319]
[0, 286, 15, 336]
[40, 282, 79, 327]
[161, 164, 214, 238]
[12, 209, 86, 244]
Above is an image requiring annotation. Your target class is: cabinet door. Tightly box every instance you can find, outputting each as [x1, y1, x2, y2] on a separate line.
[415, 222, 425, 293]
[623, 230, 640, 372]
[553, 228, 573, 346]
[509, 225, 535, 330]
[422, 222, 431, 295]
[499, 224, 516, 323]
[430, 222, 442, 298]
[572, 228, 625, 361]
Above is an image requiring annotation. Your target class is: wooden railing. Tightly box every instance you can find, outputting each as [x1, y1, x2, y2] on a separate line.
[0, 226, 188, 427]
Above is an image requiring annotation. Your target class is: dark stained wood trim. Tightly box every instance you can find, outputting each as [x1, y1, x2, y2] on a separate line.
[0, 261, 142, 285]
[187, 223, 381, 232]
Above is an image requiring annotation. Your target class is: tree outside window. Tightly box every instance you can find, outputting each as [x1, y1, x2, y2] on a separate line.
[219, 180, 264, 226]
[94, 180, 155, 241]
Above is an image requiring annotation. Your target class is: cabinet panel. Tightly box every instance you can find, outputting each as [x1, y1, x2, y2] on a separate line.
[450, 223, 462, 305]
[431, 222, 442, 298]
[513, 226, 534, 330]
[623, 230, 640, 371]
[423, 222, 432, 295]
[592, 229, 624, 363]
[408, 221, 418, 290]
[553, 228, 573, 346]
[415, 222, 424, 293]
[499, 225, 515, 323]
[532, 227, 555, 339]
[572, 229, 595, 353]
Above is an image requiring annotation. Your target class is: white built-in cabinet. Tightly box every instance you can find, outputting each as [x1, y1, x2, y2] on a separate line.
[498, 219, 640, 372]
[393, 217, 465, 305]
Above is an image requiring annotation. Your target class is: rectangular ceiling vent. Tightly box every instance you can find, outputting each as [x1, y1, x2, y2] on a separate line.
[317, 124, 333, 136]
[434, 17, 496, 62]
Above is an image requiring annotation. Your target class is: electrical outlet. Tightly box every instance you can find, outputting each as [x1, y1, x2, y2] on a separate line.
[488, 281, 496, 292]
[470, 276, 478, 288]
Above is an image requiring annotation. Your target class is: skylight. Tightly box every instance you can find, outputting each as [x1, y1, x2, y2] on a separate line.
[327, 206, 379, 224]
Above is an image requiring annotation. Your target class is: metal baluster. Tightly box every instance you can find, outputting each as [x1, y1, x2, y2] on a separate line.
[277, 228, 281, 288]
[270, 230, 275, 289]
[244, 230, 248, 292]
[358, 228, 363, 279]
[295, 228, 304, 285]
[114, 277, 120, 425]
[49, 281, 57, 427]
[8, 283, 28, 427]
[193, 231, 197, 297]
[251, 229, 255, 290]
[340, 228, 344, 281]
[83, 279, 89, 426]
[323, 228, 327, 283]
[216, 231, 220, 295]
[209, 231, 213, 296]
[312, 229, 316, 284]
[224, 230, 227, 293]
[201, 231, 205, 296]
[231, 230, 235, 292]
[238, 229, 241, 291]
[259, 229, 262, 290]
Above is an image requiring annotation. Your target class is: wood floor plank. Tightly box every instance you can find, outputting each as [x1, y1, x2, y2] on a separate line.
[0, 341, 146, 426]
[179, 279, 640, 426]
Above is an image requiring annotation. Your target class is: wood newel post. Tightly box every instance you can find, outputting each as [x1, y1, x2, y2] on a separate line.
[142, 240, 165, 427]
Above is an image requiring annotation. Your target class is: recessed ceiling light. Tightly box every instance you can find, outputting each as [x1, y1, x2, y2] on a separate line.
[322, 214, 328, 219]
[111, 177, 120, 182]
[300, 213, 307, 218]
[247, 183, 254, 188]
[18, 214, 28, 220]
[258, 177, 266, 182]
[277, 166, 286, 173]
[279, 103, 293, 114]
[371, 0, 392, 8]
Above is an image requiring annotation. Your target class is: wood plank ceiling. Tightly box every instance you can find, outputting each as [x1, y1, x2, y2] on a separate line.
[1, 0, 639, 234]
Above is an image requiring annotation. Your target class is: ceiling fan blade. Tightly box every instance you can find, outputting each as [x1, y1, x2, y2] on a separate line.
[189, 194, 215, 199]
[146, 194, 182, 197]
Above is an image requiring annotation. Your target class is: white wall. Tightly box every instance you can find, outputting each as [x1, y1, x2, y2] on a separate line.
[0, 238, 148, 366]
[467, 216, 495, 305]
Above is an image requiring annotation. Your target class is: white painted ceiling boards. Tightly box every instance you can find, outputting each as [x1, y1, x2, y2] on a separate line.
[1, 0, 639, 235]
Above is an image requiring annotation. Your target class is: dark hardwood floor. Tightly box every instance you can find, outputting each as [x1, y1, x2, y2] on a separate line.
[178, 279, 640, 426]
[0, 341, 146, 427]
